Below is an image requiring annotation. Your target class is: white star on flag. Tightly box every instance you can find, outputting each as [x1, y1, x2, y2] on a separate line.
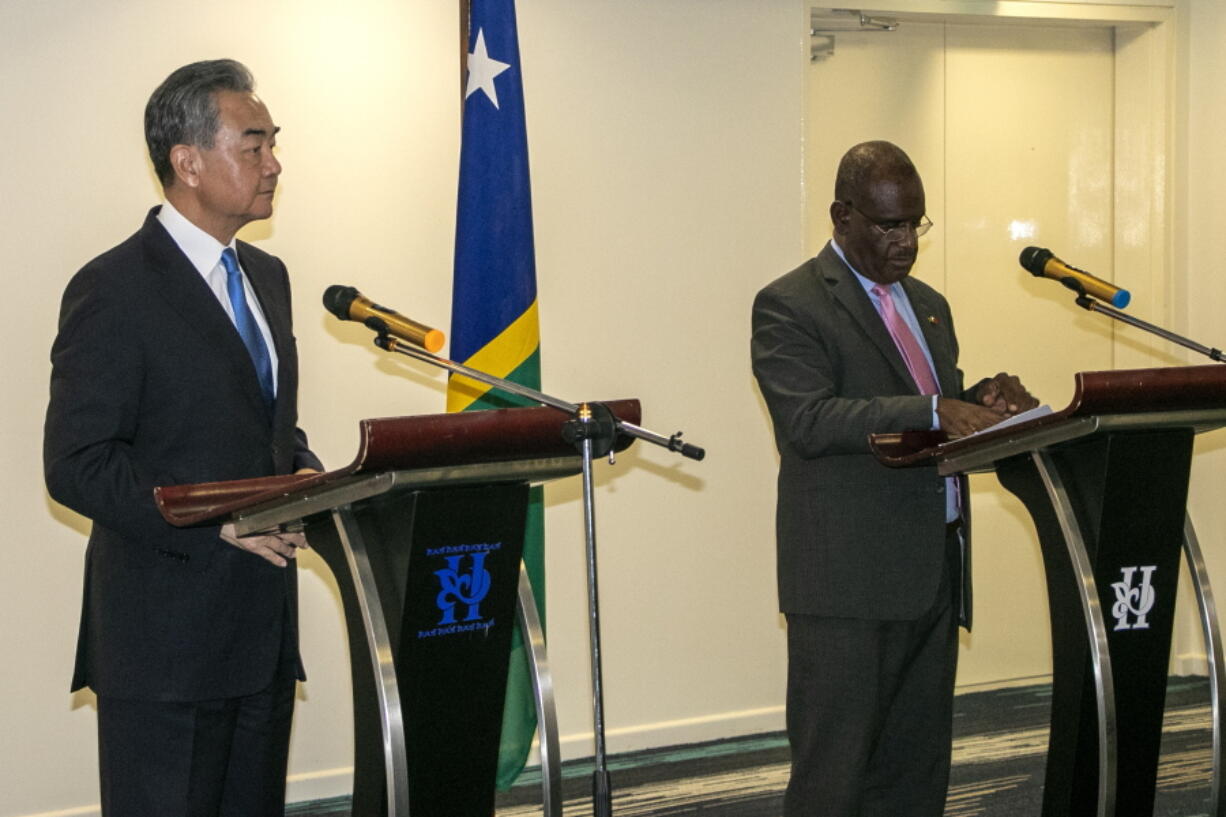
[465, 28, 511, 109]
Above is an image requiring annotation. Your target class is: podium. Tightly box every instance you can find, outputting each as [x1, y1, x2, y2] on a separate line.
[155, 399, 641, 817]
[870, 366, 1226, 817]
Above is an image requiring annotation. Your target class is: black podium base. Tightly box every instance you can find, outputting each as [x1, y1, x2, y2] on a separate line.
[308, 483, 529, 817]
[997, 428, 1194, 817]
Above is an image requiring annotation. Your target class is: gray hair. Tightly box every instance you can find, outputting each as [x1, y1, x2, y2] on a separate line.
[834, 140, 918, 203]
[144, 59, 255, 186]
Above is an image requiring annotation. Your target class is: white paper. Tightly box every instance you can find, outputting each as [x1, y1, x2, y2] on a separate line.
[967, 404, 1054, 438]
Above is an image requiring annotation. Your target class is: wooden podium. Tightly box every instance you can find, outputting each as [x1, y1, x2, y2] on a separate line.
[155, 399, 641, 817]
[871, 366, 1226, 817]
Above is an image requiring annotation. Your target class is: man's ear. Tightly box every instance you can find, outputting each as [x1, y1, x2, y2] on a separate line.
[830, 200, 850, 235]
[168, 144, 201, 189]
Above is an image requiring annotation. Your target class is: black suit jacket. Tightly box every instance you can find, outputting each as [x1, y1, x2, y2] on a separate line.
[752, 243, 980, 624]
[45, 208, 323, 701]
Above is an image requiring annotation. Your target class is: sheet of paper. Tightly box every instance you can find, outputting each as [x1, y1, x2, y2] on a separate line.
[967, 404, 1054, 438]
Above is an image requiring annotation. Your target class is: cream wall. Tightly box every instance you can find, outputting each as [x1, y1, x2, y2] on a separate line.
[2, 0, 1223, 815]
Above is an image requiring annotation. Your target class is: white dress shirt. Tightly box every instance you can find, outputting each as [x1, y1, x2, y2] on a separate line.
[156, 200, 279, 396]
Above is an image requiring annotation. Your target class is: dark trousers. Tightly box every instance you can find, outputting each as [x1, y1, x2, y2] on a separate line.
[783, 527, 962, 817]
[96, 676, 296, 817]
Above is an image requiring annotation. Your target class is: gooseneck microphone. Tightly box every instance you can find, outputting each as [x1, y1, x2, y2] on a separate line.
[1019, 246, 1131, 308]
[323, 285, 445, 352]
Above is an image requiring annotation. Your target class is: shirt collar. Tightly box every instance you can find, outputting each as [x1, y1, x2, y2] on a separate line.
[156, 199, 239, 276]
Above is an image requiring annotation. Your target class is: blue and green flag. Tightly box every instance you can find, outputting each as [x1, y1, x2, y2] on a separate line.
[450, 0, 542, 789]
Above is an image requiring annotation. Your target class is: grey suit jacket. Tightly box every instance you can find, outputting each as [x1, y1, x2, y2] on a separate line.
[752, 242, 979, 624]
[45, 208, 323, 701]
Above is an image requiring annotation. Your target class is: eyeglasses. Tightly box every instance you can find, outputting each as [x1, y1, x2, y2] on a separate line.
[845, 202, 933, 243]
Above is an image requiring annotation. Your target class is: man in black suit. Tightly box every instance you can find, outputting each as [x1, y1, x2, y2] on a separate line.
[751, 141, 1036, 816]
[44, 59, 322, 817]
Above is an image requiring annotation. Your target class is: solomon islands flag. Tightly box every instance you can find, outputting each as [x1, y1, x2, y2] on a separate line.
[449, 0, 543, 790]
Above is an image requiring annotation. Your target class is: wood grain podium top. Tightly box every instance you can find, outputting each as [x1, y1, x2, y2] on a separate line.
[869, 365, 1226, 473]
[155, 398, 641, 527]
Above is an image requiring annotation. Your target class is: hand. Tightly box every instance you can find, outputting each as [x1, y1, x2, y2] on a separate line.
[937, 398, 1010, 438]
[976, 372, 1039, 416]
[220, 522, 309, 568]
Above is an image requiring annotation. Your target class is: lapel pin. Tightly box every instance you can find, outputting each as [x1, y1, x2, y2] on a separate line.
[927, 315, 940, 326]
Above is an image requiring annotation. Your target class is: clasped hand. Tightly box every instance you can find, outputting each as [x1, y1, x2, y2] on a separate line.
[937, 372, 1039, 438]
[220, 522, 308, 567]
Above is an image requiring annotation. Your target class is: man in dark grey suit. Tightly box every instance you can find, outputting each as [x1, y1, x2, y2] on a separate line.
[751, 141, 1036, 816]
[45, 60, 321, 817]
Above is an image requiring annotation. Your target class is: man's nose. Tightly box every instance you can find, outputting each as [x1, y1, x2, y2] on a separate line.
[895, 227, 919, 248]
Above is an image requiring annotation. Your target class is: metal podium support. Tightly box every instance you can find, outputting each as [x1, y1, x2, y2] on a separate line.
[332, 504, 412, 817]
[1033, 451, 1117, 817]
[517, 565, 563, 817]
[1183, 515, 1226, 817]
[1026, 461, 1226, 817]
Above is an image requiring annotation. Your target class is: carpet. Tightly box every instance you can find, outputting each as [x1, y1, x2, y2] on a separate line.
[290, 677, 1217, 816]
[493, 677, 1216, 816]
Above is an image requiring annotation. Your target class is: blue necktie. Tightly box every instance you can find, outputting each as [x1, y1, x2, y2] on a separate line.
[220, 248, 275, 408]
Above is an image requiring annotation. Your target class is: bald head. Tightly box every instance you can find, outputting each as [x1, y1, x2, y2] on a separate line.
[834, 141, 920, 203]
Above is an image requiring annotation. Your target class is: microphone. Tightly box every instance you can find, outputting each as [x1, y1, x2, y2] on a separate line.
[1019, 246, 1130, 308]
[323, 285, 445, 352]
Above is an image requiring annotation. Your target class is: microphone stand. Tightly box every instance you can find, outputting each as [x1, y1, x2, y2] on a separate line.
[369, 328, 705, 817]
[1072, 292, 1225, 363]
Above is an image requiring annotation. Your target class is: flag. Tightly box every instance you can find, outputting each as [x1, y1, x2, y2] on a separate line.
[450, 0, 542, 789]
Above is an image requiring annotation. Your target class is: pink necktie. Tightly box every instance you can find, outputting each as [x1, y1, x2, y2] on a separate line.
[872, 284, 939, 395]
[873, 284, 963, 518]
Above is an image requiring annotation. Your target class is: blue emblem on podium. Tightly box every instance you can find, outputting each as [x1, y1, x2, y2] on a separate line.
[434, 551, 494, 625]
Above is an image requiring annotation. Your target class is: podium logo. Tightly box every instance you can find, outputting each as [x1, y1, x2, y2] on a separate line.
[1110, 565, 1156, 631]
[418, 542, 502, 639]
[434, 552, 493, 625]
